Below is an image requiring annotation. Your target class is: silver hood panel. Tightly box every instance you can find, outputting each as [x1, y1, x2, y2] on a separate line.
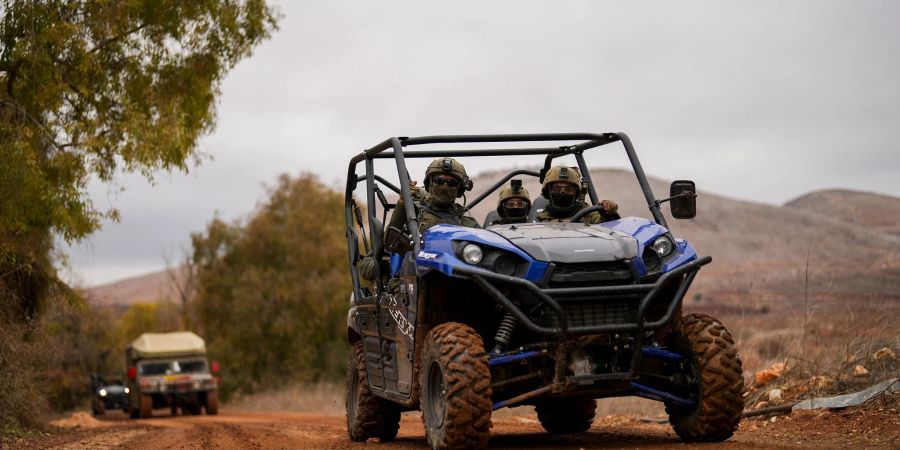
[489, 223, 638, 263]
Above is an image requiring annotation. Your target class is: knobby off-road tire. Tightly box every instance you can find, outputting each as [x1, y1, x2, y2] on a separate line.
[346, 341, 401, 442]
[139, 394, 153, 418]
[205, 391, 219, 415]
[666, 313, 744, 442]
[420, 322, 493, 450]
[535, 398, 596, 434]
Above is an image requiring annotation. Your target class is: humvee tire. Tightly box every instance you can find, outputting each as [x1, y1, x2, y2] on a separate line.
[206, 391, 219, 415]
[170, 405, 178, 416]
[420, 322, 492, 450]
[666, 313, 744, 442]
[129, 405, 140, 419]
[93, 399, 105, 416]
[139, 394, 153, 418]
[535, 398, 596, 434]
[346, 341, 401, 442]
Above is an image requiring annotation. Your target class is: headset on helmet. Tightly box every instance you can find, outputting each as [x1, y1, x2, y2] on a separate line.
[424, 157, 473, 197]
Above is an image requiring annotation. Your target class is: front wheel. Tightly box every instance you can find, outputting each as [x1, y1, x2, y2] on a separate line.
[666, 313, 744, 442]
[420, 322, 492, 450]
[535, 398, 596, 434]
[346, 341, 400, 442]
[139, 394, 153, 418]
[205, 391, 219, 415]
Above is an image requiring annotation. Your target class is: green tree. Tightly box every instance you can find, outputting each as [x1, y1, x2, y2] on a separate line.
[0, 0, 278, 320]
[192, 174, 350, 395]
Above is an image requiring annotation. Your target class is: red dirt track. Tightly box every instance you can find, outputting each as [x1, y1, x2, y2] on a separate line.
[13, 397, 899, 450]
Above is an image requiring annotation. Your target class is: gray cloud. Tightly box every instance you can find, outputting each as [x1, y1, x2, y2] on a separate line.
[64, 0, 900, 285]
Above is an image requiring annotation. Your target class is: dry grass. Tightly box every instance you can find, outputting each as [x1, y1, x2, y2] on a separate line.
[0, 324, 48, 435]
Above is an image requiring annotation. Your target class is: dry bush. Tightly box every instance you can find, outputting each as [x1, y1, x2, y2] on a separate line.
[0, 323, 49, 434]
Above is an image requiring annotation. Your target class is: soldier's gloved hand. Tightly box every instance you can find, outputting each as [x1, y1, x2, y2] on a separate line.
[600, 200, 618, 214]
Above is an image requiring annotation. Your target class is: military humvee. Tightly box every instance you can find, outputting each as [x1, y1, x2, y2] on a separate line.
[126, 331, 220, 418]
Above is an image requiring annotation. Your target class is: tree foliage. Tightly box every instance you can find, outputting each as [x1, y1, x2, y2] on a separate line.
[192, 174, 350, 394]
[0, 0, 278, 320]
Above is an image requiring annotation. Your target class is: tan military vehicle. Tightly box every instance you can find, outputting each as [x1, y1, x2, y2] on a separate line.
[126, 331, 220, 418]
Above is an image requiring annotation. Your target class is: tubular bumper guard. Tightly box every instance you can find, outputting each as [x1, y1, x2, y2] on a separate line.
[454, 256, 712, 337]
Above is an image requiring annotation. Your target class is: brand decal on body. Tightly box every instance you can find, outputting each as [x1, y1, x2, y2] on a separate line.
[386, 295, 415, 340]
[417, 251, 439, 260]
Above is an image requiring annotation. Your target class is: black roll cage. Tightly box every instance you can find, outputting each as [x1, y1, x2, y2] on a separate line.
[345, 132, 668, 301]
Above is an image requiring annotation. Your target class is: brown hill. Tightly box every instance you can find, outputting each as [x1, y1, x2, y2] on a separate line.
[84, 169, 900, 309]
[784, 189, 900, 237]
[467, 168, 900, 305]
[81, 266, 187, 308]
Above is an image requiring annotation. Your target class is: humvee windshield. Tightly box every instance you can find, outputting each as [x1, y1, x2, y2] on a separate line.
[138, 359, 207, 375]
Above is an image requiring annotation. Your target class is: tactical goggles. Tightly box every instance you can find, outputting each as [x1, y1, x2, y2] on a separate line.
[431, 176, 460, 187]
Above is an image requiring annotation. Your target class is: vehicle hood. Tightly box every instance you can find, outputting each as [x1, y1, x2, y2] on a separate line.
[489, 222, 639, 264]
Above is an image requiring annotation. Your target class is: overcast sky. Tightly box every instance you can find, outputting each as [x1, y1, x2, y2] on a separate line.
[62, 0, 900, 287]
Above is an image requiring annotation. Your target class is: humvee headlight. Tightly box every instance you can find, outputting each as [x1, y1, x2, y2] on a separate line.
[652, 236, 674, 257]
[99, 389, 107, 397]
[124, 387, 130, 394]
[461, 244, 483, 265]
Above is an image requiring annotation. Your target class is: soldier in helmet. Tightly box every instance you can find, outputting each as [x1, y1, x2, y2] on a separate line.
[386, 157, 479, 235]
[490, 179, 532, 225]
[359, 158, 479, 281]
[536, 166, 620, 224]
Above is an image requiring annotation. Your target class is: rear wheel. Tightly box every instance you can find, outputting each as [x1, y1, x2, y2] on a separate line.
[139, 394, 153, 418]
[205, 391, 219, 415]
[666, 313, 744, 442]
[346, 341, 401, 442]
[535, 398, 596, 434]
[419, 322, 492, 450]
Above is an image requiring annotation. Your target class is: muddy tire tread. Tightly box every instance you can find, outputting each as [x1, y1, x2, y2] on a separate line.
[420, 322, 493, 450]
[667, 312, 744, 442]
[346, 341, 401, 442]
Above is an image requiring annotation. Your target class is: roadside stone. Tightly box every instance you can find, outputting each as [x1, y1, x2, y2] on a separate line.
[769, 389, 784, 402]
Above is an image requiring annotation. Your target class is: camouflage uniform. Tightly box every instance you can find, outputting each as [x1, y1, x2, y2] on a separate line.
[358, 158, 478, 281]
[535, 166, 620, 224]
[385, 157, 479, 236]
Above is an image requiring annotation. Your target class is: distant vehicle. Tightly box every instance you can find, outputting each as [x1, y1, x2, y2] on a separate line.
[126, 331, 220, 418]
[344, 133, 744, 449]
[90, 373, 129, 415]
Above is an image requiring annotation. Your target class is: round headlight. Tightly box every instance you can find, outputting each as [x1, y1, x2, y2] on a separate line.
[99, 389, 107, 397]
[461, 244, 483, 265]
[124, 387, 130, 394]
[652, 236, 674, 257]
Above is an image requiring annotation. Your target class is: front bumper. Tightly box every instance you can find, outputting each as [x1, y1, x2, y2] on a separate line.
[454, 255, 711, 337]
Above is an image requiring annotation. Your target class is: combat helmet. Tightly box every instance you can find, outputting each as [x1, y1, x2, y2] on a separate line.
[424, 157, 473, 197]
[497, 180, 531, 213]
[541, 166, 583, 197]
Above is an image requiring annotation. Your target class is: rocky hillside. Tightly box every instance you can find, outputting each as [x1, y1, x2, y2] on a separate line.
[466, 168, 900, 306]
[84, 168, 900, 309]
[785, 189, 900, 237]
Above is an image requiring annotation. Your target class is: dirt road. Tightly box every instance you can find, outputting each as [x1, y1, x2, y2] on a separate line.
[14, 397, 899, 450]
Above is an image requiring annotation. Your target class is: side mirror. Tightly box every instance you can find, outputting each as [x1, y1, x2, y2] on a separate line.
[127, 366, 137, 379]
[669, 180, 697, 219]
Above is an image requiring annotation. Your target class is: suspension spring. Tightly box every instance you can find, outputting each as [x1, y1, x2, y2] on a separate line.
[492, 313, 517, 354]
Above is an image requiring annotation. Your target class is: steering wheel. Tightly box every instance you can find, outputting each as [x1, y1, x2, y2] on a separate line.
[569, 204, 607, 223]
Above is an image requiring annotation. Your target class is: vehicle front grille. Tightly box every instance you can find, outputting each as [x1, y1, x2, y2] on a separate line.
[548, 261, 633, 287]
[533, 296, 639, 328]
